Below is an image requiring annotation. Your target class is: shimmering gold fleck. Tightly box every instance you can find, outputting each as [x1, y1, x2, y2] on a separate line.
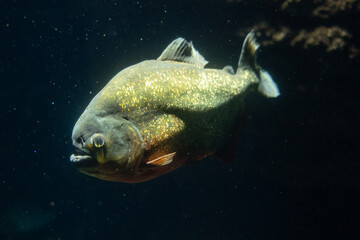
[91, 59, 259, 161]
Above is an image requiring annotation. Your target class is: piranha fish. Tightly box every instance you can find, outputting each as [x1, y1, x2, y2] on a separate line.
[70, 31, 280, 183]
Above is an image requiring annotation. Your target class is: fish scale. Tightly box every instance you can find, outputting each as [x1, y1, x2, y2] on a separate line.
[93, 60, 256, 153]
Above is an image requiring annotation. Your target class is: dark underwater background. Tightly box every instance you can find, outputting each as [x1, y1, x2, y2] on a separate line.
[1, 0, 359, 239]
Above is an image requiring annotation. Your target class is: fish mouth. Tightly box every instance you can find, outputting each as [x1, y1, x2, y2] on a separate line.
[70, 154, 93, 162]
[70, 148, 98, 168]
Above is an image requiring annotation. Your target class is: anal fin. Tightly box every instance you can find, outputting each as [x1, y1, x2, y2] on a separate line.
[216, 110, 245, 163]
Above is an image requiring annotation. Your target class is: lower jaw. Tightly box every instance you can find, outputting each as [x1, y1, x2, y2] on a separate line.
[70, 154, 98, 168]
[70, 153, 92, 162]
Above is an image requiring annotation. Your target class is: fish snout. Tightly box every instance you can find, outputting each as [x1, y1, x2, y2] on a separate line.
[72, 134, 86, 149]
[70, 133, 94, 164]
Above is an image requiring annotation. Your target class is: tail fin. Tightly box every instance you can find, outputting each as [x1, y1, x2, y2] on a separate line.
[238, 31, 280, 98]
[237, 30, 260, 73]
[258, 70, 280, 98]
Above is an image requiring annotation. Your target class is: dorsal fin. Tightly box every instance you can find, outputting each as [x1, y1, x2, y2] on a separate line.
[237, 30, 260, 74]
[157, 38, 208, 68]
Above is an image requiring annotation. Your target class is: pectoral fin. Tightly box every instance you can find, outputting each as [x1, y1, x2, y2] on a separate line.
[146, 152, 176, 166]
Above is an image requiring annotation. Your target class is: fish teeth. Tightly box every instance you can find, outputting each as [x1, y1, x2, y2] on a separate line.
[70, 154, 92, 162]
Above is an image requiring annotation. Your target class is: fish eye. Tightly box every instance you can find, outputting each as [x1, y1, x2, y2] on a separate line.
[92, 134, 105, 148]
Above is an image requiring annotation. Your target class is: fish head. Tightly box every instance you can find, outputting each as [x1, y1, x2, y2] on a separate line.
[70, 111, 145, 181]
